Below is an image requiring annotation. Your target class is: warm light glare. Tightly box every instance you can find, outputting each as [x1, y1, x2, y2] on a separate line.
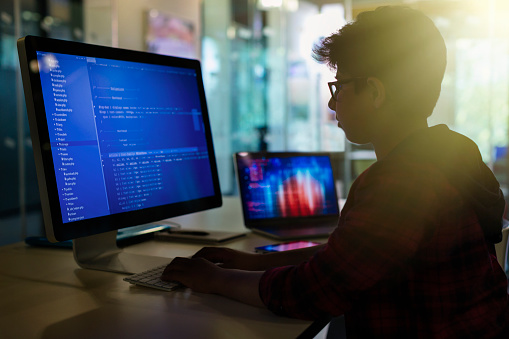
[258, 0, 298, 11]
[259, 0, 283, 8]
[286, 0, 299, 12]
[299, 5, 346, 61]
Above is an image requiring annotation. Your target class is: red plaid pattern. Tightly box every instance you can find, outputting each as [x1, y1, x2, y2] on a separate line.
[260, 129, 509, 338]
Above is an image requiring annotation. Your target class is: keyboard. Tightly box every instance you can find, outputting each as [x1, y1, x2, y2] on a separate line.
[124, 264, 183, 291]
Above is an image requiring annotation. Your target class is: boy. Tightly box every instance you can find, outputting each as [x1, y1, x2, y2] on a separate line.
[163, 6, 509, 337]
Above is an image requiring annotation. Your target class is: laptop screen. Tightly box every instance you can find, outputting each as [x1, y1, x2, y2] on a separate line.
[235, 152, 339, 222]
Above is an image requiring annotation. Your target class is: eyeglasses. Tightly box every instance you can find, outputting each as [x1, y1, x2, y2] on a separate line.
[328, 77, 367, 101]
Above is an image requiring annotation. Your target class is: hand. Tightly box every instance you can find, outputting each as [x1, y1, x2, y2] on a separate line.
[192, 247, 266, 271]
[161, 257, 223, 294]
[162, 256, 265, 307]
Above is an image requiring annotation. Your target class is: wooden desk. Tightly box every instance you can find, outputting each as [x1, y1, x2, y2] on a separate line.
[0, 197, 318, 339]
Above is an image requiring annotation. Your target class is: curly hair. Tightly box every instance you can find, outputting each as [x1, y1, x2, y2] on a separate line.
[313, 6, 447, 118]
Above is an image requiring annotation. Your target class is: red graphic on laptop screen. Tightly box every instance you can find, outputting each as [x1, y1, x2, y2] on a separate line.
[239, 155, 338, 220]
[277, 174, 324, 217]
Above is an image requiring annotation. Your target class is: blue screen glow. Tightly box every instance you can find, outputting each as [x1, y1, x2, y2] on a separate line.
[36, 52, 215, 223]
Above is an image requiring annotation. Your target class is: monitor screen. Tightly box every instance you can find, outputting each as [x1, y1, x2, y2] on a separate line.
[18, 36, 222, 243]
[235, 152, 339, 222]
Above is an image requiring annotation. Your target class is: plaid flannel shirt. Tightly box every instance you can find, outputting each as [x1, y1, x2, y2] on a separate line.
[259, 131, 509, 338]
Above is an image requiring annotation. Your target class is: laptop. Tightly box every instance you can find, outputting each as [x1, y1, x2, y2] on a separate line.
[234, 152, 340, 240]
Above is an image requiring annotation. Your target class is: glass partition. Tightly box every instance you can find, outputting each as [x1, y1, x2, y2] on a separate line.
[0, 0, 84, 245]
[3, 0, 509, 245]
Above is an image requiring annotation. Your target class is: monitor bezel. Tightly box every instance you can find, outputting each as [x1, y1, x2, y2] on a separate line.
[18, 35, 222, 242]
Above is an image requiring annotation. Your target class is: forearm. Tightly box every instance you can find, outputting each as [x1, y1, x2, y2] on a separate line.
[162, 257, 265, 308]
[192, 244, 327, 272]
[213, 269, 265, 308]
[209, 245, 326, 307]
[258, 244, 326, 269]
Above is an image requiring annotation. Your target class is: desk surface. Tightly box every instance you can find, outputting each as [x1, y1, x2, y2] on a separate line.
[0, 197, 322, 339]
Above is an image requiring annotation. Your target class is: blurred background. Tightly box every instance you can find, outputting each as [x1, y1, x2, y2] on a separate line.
[2, 0, 509, 245]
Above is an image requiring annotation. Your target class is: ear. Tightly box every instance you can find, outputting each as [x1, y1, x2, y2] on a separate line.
[366, 77, 386, 109]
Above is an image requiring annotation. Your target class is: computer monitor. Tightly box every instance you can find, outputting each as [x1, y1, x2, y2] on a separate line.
[17, 35, 222, 273]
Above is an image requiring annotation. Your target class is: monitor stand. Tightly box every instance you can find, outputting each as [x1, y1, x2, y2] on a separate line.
[73, 227, 173, 274]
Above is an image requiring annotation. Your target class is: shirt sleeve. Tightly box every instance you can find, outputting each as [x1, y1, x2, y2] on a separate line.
[259, 162, 446, 320]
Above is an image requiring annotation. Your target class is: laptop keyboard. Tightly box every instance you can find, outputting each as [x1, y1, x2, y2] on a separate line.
[124, 264, 183, 291]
